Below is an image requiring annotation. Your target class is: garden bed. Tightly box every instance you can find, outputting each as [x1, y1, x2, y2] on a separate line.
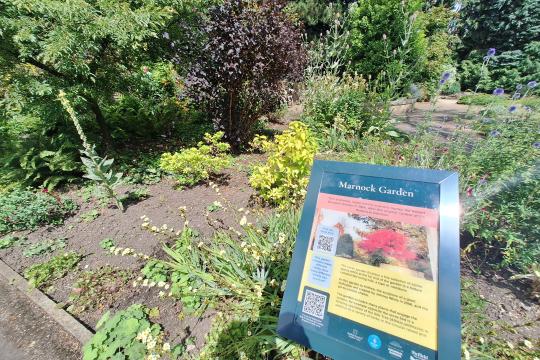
[0, 153, 265, 354]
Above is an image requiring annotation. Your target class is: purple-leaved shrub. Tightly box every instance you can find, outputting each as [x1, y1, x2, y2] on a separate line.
[184, 0, 307, 147]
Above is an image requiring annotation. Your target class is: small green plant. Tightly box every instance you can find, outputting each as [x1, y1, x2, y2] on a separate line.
[206, 200, 223, 213]
[83, 304, 171, 360]
[68, 266, 129, 314]
[23, 238, 67, 257]
[59, 91, 124, 211]
[141, 259, 169, 283]
[159, 132, 232, 188]
[250, 122, 318, 208]
[80, 209, 100, 223]
[0, 235, 27, 250]
[123, 187, 149, 203]
[0, 189, 76, 235]
[24, 252, 82, 288]
[99, 238, 116, 251]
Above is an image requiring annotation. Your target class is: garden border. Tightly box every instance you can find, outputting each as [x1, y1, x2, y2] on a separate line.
[0, 259, 93, 345]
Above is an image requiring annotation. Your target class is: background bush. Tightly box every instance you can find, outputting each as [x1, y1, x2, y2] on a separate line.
[185, 0, 307, 147]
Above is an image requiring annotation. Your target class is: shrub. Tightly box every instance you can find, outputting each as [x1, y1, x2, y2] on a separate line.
[83, 304, 171, 360]
[185, 0, 307, 147]
[159, 132, 232, 187]
[24, 252, 82, 288]
[0, 189, 76, 235]
[345, 0, 427, 92]
[250, 122, 318, 208]
[302, 74, 392, 139]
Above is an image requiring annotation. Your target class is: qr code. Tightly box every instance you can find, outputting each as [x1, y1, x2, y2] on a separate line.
[302, 290, 327, 320]
[316, 234, 334, 253]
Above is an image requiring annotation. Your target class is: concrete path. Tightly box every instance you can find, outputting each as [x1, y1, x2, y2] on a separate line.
[0, 276, 81, 360]
[392, 98, 481, 141]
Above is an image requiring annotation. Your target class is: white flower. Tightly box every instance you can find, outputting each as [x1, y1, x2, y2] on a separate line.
[149, 281, 156, 287]
[237, 207, 244, 212]
[151, 226, 158, 232]
[121, 248, 131, 256]
[137, 276, 143, 281]
[163, 342, 171, 351]
[132, 281, 138, 287]
[158, 291, 165, 297]
[164, 284, 170, 290]
[142, 279, 149, 286]
[157, 281, 166, 288]
[240, 241, 247, 248]
[198, 241, 204, 248]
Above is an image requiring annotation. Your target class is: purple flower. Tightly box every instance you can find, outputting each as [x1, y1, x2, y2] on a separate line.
[489, 130, 501, 137]
[493, 88, 504, 96]
[533, 142, 540, 149]
[478, 178, 487, 185]
[512, 93, 521, 100]
[516, 84, 523, 90]
[487, 48, 496, 57]
[508, 105, 517, 113]
[524, 106, 532, 112]
[162, 32, 170, 40]
[441, 71, 452, 81]
[439, 79, 447, 85]
[528, 80, 538, 89]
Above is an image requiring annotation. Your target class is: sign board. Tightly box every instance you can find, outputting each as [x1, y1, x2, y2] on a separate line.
[278, 160, 460, 360]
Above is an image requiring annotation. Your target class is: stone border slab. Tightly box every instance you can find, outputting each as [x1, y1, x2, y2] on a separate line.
[0, 259, 93, 345]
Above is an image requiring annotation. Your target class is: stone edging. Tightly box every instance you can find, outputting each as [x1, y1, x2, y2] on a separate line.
[0, 259, 93, 345]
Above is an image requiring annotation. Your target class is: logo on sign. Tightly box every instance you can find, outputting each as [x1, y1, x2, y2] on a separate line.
[387, 341, 404, 359]
[410, 350, 429, 360]
[368, 335, 382, 350]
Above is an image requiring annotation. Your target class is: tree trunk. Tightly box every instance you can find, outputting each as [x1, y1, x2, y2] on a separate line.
[85, 95, 113, 150]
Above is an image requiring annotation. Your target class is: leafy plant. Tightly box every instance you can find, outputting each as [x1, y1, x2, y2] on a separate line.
[158, 208, 305, 359]
[141, 259, 169, 284]
[59, 91, 124, 211]
[80, 209, 100, 223]
[24, 252, 82, 288]
[159, 132, 232, 188]
[302, 74, 393, 141]
[206, 200, 223, 213]
[0, 235, 27, 250]
[23, 238, 67, 258]
[99, 238, 116, 251]
[185, 0, 307, 146]
[0, 189, 76, 235]
[83, 304, 171, 360]
[250, 122, 318, 208]
[68, 266, 129, 314]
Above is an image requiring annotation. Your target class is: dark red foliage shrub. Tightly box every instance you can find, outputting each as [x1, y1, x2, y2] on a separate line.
[185, 0, 307, 147]
[358, 229, 417, 261]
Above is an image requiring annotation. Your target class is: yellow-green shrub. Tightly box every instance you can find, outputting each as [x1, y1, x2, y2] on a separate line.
[159, 132, 232, 187]
[249, 122, 318, 208]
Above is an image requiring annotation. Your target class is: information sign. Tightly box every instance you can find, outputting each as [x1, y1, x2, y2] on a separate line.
[278, 160, 460, 360]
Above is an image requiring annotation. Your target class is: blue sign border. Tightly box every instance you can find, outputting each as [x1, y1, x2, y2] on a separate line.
[277, 160, 460, 360]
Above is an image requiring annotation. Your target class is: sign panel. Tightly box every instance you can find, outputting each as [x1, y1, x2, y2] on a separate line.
[278, 161, 460, 360]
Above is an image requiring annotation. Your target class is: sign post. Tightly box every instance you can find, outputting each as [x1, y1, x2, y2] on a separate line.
[278, 160, 460, 360]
